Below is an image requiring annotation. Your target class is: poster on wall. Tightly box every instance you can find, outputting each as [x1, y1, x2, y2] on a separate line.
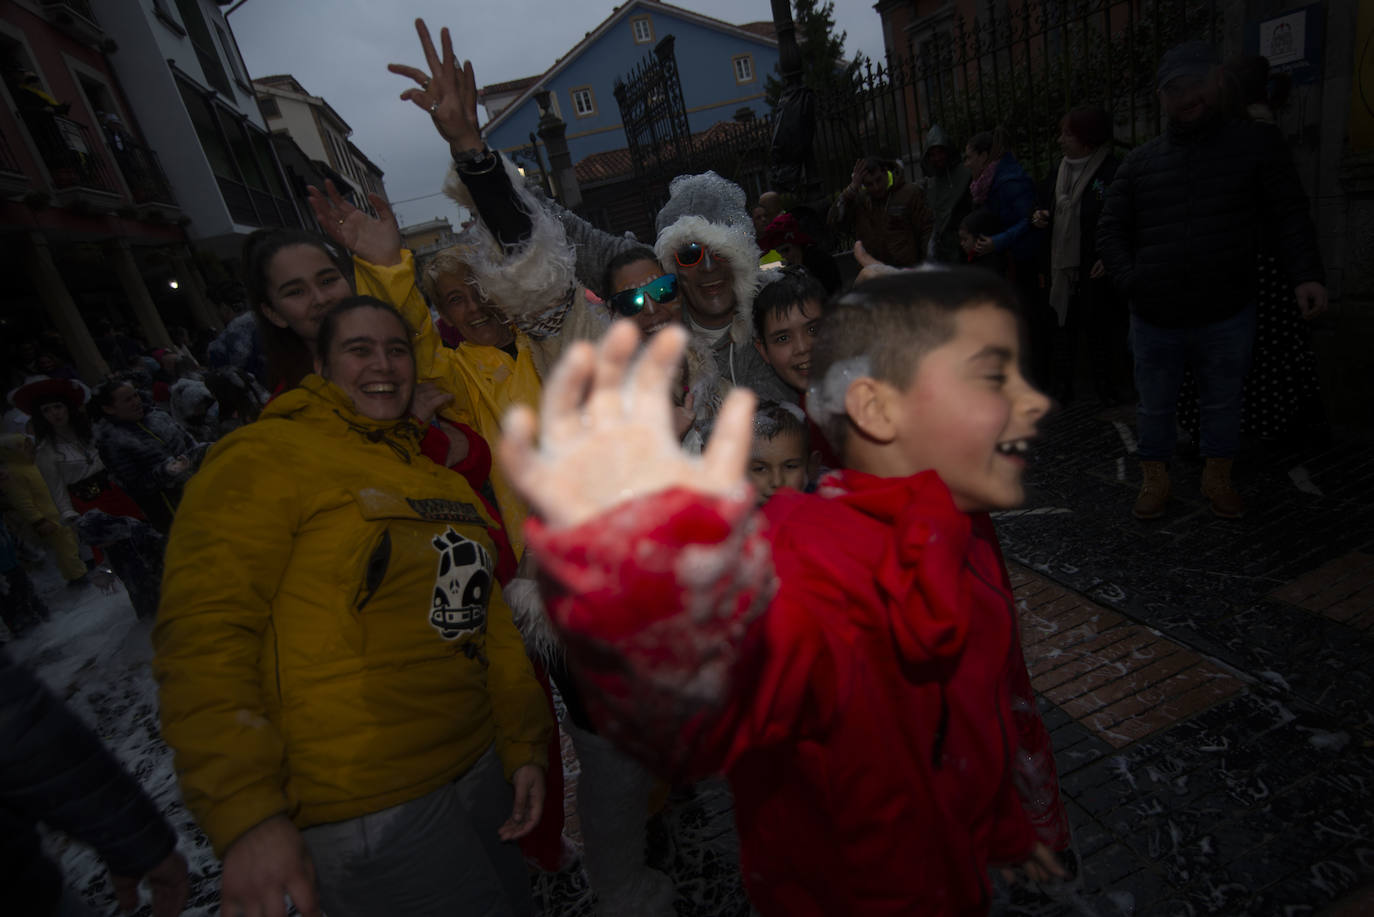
[1244, 3, 1325, 86]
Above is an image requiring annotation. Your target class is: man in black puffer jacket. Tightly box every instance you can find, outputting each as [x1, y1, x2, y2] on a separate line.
[1097, 41, 1325, 521]
[0, 650, 188, 916]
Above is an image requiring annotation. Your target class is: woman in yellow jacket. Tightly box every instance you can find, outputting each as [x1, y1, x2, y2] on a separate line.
[155, 296, 551, 917]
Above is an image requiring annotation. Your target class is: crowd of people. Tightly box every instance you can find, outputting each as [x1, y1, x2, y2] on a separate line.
[1, 20, 1327, 917]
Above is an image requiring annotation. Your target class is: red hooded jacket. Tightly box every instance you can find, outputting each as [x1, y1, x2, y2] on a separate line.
[529, 469, 1068, 916]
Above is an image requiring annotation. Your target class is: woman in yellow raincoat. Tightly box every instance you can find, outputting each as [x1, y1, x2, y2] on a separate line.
[155, 296, 551, 917]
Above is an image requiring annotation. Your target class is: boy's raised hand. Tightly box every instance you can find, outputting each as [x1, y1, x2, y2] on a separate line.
[500, 321, 755, 531]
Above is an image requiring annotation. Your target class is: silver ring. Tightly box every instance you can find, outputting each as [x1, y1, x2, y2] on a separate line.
[337, 218, 345, 225]
[429, 101, 439, 114]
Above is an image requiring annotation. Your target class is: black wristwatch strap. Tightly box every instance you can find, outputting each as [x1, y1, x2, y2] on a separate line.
[453, 146, 497, 174]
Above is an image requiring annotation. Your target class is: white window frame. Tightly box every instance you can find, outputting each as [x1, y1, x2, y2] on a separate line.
[732, 54, 755, 84]
[215, 22, 252, 93]
[570, 86, 596, 119]
[631, 16, 654, 44]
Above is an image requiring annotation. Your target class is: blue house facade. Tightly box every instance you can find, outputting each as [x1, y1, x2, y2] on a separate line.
[480, 1, 778, 166]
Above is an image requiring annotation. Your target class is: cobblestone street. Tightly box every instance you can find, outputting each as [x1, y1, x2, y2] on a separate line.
[990, 399, 1374, 916]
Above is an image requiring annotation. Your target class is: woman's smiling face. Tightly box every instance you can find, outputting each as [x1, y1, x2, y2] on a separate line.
[434, 266, 514, 348]
[319, 306, 416, 421]
[260, 244, 352, 348]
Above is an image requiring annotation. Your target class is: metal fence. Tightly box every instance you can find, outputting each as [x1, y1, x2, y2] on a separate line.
[605, 0, 1220, 232]
[810, 0, 1221, 188]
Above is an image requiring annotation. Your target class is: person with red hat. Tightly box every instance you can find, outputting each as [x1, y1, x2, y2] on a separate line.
[16, 377, 166, 617]
[15, 378, 144, 525]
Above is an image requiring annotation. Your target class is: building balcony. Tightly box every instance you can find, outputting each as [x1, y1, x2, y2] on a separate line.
[19, 109, 121, 207]
[40, 0, 106, 49]
[103, 127, 180, 217]
[0, 125, 32, 198]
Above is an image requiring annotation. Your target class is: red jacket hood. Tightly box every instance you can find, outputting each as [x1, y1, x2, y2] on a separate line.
[813, 468, 973, 667]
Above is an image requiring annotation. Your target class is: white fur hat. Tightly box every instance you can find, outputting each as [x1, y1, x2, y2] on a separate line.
[652, 172, 762, 348]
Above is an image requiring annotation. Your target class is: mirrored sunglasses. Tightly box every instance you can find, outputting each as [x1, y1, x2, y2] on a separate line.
[608, 273, 679, 316]
[674, 242, 715, 268]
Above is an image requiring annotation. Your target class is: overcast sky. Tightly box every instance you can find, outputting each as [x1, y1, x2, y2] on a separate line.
[228, 0, 885, 229]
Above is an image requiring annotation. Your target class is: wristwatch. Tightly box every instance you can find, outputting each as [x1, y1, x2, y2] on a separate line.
[453, 145, 497, 174]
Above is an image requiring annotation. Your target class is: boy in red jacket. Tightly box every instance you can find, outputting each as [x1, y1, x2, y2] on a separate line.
[500, 268, 1072, 916]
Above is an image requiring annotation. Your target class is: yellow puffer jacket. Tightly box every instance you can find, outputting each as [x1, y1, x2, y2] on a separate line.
[354, 251, 545, 557]
[154, 376, 551, 855]
[0, 434, 62, 528]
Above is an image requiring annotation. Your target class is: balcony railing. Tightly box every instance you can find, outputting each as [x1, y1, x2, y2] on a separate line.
[103, 127, 177, 206]
[20, 109, 119, 194]
[40, 0, 104, 47]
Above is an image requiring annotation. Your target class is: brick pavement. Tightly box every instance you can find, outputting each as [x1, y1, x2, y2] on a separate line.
[991, 400, 1374, 916]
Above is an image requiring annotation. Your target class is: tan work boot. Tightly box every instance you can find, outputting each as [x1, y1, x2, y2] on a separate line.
[1133, 461, 1171, 519]
[1201, 457, 1245, 518]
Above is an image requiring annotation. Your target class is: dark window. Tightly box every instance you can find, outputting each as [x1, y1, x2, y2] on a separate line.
[215, 23, 250, 88]
[173, 0, 232, 96]
[216, 108, 265, 190]
[177, 79, 234, 178]
[252, 131, 287, 197]
[259, 96, 279, 118]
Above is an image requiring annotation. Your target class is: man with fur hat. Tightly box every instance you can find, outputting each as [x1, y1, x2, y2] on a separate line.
[387, 19, 796, 414]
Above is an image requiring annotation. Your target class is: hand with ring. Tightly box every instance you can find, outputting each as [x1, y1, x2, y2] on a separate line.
[389, 18, 485, 157]
[306, 178, 404, 267]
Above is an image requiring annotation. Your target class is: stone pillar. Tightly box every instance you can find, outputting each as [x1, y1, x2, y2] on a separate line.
[171, 248, 223, 332]
[106, 237, 172, 350]
[535, 91, 582, 210]
[24, 233, 109, 381]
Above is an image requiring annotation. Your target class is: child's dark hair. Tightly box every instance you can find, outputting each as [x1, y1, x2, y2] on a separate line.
[600, 246, 660, 300]
[752, 400, 810, 449]
[241, 228, 350, 391]
[752, 266, 828, 341]
[807, 268, 1021, 451]
[959, 209, 1002, 238]
[92, 378, 135, 412]
[314, 296, 415, 372]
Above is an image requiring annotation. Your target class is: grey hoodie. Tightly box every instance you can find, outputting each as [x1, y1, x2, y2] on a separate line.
[921, 125, 972, 263]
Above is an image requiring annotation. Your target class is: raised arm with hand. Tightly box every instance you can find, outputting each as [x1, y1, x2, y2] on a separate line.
[499, 321, 756, 530]
[389, 19, 484, 159]
[390, 19, 635, 295]
[307, 178, 403, 268]
[502, 322, 835, 781]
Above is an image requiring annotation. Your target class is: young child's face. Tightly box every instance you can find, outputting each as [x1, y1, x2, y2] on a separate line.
[885, 303, 1049, 511]
[748, 430, 810, 505]
[958, 228, 977, 254]
[755, 299, 822, 393]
